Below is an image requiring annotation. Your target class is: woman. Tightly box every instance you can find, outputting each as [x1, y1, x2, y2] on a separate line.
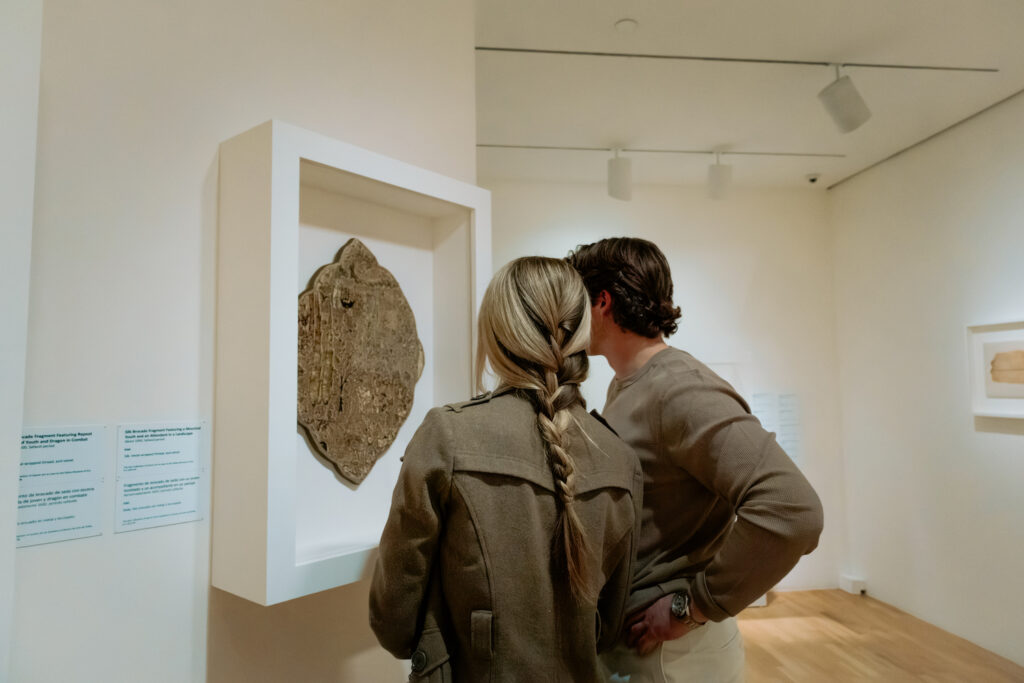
[370, 257, 642, 681]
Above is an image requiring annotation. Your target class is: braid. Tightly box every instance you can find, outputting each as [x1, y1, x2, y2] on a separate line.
[533, 339, 593, 604]
[475, 256, 595, 604]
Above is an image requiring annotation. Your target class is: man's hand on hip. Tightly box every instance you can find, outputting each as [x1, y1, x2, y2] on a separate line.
[624, 593, 702, 656]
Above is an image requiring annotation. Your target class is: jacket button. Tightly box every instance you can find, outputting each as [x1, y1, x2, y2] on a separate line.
[411, 650, 428, 672]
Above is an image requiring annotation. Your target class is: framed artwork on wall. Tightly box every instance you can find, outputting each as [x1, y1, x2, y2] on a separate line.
[967, 320, 1024, 418]
[212, 120, 492, 605]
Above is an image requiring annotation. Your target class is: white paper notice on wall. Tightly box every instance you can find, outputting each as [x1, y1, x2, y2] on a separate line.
[18, 426, 106, 547]
[750, 393, 803, 467]
[115, 422, 206, 533]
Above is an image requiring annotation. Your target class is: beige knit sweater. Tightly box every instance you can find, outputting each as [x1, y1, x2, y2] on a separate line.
[602, 347, 824, 621]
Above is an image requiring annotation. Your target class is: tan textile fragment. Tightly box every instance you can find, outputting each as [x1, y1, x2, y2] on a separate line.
[298, 238, 424, 484]
[991, 350, 1024, 384]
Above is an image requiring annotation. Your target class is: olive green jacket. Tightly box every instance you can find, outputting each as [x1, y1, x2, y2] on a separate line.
[370, 389, 643, 682]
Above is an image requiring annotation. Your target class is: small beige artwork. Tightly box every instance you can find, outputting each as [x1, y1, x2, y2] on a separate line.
[298, 238, 424, 485]
[983, 341, 1024, 399]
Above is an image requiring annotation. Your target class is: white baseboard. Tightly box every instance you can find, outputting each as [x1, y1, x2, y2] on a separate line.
[839, 574, 867, 595]
[747, 593, 768, 607]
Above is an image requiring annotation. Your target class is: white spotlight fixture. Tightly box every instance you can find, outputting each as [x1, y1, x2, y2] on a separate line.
[607, 149, 632, 200]
[707, 151, 732, 200]
[818, 64, 872, 133]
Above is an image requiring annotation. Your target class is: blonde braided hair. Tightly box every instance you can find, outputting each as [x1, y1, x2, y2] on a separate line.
[475, 257, 594, 603]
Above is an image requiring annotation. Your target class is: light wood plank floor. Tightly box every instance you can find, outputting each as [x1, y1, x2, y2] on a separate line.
[736, 590, 1024, 682]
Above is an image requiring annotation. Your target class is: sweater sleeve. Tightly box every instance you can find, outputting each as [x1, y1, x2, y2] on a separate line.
[368, 408, 452, 658]
[660, 372, 823, 622]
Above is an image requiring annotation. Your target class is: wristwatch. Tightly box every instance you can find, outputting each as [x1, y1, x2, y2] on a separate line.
[669, 591, 707, 629]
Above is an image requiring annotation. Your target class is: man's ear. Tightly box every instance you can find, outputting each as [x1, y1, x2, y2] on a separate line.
[594, 290, 612, 311]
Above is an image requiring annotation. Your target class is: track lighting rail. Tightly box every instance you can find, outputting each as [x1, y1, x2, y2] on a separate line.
[477, 144, 845, 158]
[475, 46, 998, 73]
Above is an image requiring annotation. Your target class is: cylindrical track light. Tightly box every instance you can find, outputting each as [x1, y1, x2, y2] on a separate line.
[818, 65, 872, 133]
[607, 149, 632, 200]
[707, 152, 732, 199]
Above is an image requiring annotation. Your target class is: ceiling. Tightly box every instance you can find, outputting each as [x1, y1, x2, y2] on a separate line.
[475, 0, 1024, 189]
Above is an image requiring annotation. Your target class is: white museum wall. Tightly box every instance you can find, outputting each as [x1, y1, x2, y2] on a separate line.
[831, 92, 1024, 665]
[17, 1, 476, 682]
[0, 2, 43, 678]
[483, 179, 844, 591]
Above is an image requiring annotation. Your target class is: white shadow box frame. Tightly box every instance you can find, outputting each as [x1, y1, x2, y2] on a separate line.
[212, 121, 491, 605]
[966, 320, 1024, 419]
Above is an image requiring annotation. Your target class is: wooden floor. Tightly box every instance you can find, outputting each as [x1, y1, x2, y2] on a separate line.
[736, 590, 1024, 682]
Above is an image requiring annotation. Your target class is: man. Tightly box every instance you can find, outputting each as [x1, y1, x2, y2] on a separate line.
[567, 237, 824, 682]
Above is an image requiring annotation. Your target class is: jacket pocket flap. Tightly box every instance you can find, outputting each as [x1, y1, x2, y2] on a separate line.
[409, 628, 450, 677]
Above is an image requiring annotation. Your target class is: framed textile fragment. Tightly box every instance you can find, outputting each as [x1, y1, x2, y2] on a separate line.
[298, 238, 424, 484]
[967, 320, 1024, 418]
[213, 120, 490, 603]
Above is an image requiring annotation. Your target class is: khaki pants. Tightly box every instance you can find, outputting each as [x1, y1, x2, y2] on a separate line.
[603, 617, 745, 683]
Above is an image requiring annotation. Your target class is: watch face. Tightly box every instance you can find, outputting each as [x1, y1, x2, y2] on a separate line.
[670, 592, 688, 620]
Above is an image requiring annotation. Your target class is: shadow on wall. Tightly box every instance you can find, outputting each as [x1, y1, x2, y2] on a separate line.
[207, 578, 406, 682]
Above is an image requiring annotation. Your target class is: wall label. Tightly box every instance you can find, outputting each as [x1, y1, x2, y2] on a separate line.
[115, 421, 206, 532]
[18, 426, 106, 547]
[751, 393, 803, 467]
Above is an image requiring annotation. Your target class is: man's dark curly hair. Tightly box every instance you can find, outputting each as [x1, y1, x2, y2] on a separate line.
[566, 237, 681, 338]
